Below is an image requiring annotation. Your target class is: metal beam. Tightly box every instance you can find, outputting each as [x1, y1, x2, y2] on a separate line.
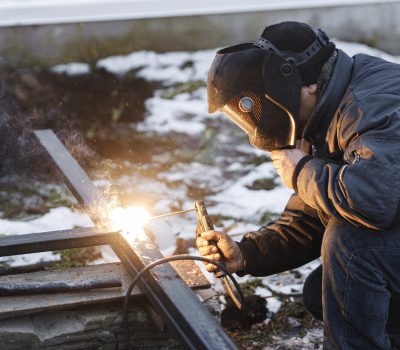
[34, 130, 110, 224]
[34, 129, 238, 350]
[0, 227, 119, 257]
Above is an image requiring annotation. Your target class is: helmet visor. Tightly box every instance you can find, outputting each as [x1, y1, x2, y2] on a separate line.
[220, 91, 297, 151]
[220, 92, 262, 136]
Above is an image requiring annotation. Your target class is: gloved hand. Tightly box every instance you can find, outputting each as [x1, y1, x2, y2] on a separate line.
[196, 230, 244, 274]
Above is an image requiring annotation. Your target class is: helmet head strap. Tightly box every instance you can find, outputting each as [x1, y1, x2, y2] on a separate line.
[253, 28, 329, 67]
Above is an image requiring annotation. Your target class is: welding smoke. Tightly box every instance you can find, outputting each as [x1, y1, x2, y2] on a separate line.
[0, 63, 154, 186]
[0, 75, 100, 181]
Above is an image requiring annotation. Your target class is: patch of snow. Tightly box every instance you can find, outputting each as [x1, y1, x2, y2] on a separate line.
[0, 207, 93, 236]
[0, 252, 61, 268]
[157, 162, 225, 190]
[97, 49, 215, 85]
[265, 282, 302, 295]
[207, 162, 293, 221]
[224, 222, 261, 238]
[137, 91, 208, 135]
[51, 63, 91, 76]
[254, 286, 272, 298]
[263, 327, 323, 349]
[266, 297, 283, 314]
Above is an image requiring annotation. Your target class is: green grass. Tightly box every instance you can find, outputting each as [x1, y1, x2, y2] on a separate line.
[160, 80, 206, 99]
[48, 247, 99, 270]
[238, 278, 265, 298]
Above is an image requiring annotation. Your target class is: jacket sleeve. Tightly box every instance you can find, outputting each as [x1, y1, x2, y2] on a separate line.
[236, 192, 325, 277]
[295, 93, 400, 230]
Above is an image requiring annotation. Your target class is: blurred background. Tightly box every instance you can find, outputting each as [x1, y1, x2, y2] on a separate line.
[0, 0, 399, 68]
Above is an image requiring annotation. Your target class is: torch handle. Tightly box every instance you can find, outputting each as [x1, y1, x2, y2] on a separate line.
[194, 201, 227, 278]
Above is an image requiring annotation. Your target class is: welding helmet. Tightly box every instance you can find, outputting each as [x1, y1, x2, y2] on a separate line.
[207, 27, 330, 151]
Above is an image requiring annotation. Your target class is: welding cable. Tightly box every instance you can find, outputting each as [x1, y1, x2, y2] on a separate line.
[123, 255, 245, 350]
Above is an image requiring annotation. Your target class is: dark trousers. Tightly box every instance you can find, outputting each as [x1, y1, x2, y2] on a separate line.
[302, 218, 400, 350]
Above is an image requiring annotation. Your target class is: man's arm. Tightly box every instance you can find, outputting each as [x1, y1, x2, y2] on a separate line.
[197, 193, 325, 276]
[292, 95, 400, 230]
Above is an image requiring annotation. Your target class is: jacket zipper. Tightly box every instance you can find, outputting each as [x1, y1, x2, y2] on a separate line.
[352, 151, 360, 164]
[302, 138, 318, 157]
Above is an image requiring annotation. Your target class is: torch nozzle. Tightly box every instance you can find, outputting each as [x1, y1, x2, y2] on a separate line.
[148, 208, 196, 221]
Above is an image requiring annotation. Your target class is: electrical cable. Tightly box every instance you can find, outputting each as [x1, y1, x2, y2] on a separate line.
[123, 255, 245, 350]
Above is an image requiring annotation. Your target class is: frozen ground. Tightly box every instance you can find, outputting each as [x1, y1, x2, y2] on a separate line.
[2, 39, 400, 349]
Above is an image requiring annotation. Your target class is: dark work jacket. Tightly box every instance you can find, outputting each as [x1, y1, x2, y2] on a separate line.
[237, 49, 400, 277]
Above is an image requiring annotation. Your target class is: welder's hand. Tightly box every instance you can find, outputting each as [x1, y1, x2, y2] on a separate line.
[271, 149, 308, 189]
[196, 230, 244, 274]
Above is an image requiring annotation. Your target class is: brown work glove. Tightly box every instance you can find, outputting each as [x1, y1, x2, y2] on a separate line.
[196, 230, 244, 274]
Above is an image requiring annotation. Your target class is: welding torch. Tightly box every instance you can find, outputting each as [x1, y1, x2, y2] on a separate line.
[148, 204, 227, 276]
[148, 201, 244, 309]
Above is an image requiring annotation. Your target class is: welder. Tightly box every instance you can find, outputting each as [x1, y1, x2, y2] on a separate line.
[197, 21, 400, 350]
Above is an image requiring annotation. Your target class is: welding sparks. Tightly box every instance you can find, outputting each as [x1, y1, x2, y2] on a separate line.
[109, 207, 150, 240]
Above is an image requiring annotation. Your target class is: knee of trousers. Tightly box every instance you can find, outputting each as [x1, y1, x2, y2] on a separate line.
[321, 218, 360, 267]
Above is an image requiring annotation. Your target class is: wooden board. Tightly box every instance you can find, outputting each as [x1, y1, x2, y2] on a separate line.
[0, 259, 210, 320]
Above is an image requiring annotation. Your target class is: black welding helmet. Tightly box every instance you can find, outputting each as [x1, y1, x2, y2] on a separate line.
[207, 27, 330, 151]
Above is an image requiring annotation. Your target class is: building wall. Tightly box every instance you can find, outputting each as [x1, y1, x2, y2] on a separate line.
[2, 2, 400, 68]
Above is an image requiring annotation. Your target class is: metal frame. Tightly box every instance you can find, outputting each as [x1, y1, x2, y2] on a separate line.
[0, 227, 119, 257]
[6, 129, 237, 350]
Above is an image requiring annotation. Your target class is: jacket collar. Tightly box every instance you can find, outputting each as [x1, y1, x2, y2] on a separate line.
[302, 49, 354, 148]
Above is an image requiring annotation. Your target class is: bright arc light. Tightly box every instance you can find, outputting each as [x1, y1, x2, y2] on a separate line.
[109, 207, 150, 240]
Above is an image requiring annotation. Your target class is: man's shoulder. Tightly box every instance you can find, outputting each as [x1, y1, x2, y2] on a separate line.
[352, 53, 399, 71]
[349, 54, 400, 99]
[334, 54, 400, 142]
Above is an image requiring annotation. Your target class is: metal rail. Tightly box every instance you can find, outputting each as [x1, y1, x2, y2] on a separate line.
[33, 129, 238, 350]
[0, 227, 119, 257]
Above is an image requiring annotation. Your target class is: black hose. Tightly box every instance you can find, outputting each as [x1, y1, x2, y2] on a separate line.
[123, 255, 245, 350]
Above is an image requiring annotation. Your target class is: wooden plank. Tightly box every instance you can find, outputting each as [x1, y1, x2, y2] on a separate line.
[0, 260, 210, 320]
[0, 302, 185, 350]
[168, 254, 210, 289]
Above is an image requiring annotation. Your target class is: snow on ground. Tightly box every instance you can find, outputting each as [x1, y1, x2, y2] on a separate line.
[3, 38, 400, 348]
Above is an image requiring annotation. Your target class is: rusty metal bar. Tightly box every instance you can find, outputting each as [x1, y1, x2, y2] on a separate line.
[34, 129, 238, 350]
[0, 277, 122, 296]
[0, 227, 119, 257]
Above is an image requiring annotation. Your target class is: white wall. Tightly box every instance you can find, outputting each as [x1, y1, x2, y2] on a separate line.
[0, 0, 397, 26]
[2, 1, 400, 67]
